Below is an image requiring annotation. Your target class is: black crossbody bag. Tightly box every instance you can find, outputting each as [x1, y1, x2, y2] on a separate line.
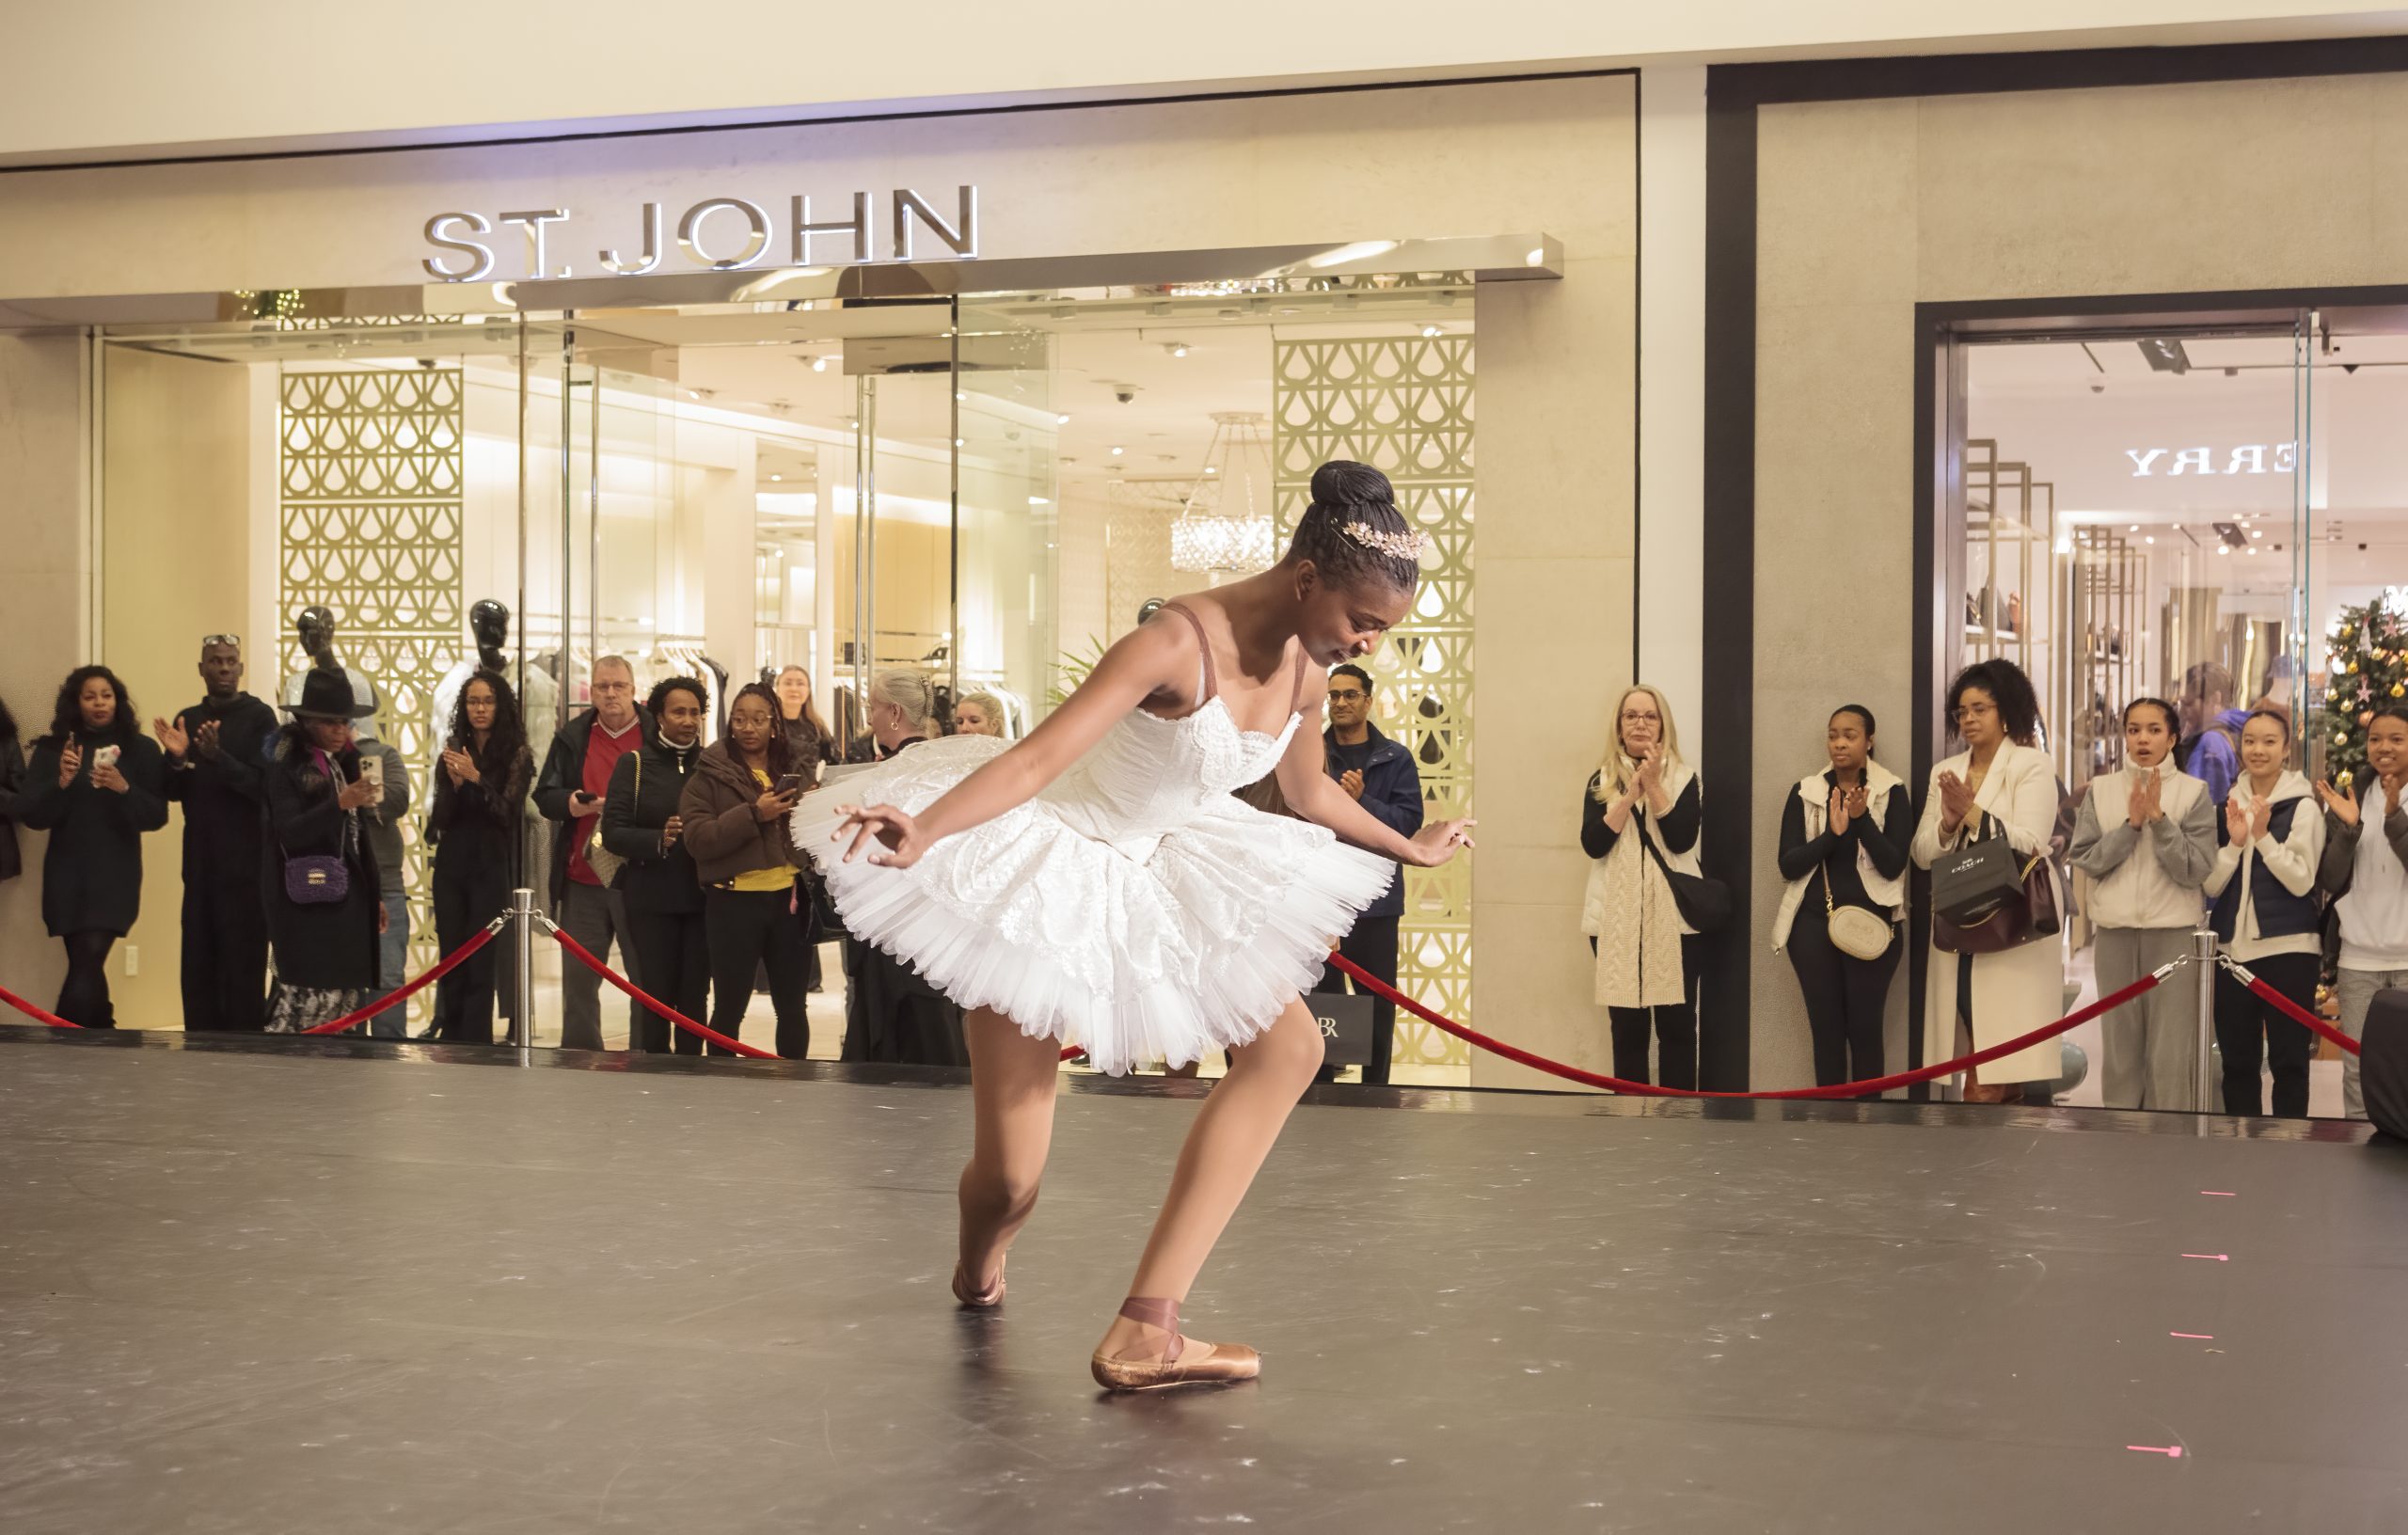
[1633, 815, 1732, 934]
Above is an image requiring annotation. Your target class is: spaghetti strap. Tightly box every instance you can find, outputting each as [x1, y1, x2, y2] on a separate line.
[1158, 601, 1217, 704]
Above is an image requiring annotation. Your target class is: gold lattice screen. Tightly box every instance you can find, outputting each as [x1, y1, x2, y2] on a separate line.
[1273, 335, 1473, 1068]
[278, 366, 465, 1015]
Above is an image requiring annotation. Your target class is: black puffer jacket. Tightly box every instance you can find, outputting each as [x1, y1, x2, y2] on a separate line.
[602, 736, 705, 914]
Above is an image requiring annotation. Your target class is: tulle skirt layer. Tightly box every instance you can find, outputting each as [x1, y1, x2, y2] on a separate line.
[792, 736, 1396, 1075]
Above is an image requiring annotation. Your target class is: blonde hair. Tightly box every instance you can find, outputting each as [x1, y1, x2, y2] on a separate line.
[1592, 683, 1682, 803]
[869, 669, 937, 733]
[955, 689, 1009, 737]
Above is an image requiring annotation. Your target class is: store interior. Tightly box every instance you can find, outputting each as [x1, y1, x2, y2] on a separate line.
[89, 277, 1476, 1077]
[1957, 318, 2408, 1112]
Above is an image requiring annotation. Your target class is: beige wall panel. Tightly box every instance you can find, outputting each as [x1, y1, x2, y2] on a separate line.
[1754, 100, 1922, 311]
[1914, 76, 2391, 299]
[0, 77, 1634, 302]
[1750, 301, 1920, 1088]
[100, 346, 253, 1028]
[0, 333, 89, 1011]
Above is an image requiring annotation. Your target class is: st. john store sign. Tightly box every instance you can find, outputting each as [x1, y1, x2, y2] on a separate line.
[421, 185, 980, 281]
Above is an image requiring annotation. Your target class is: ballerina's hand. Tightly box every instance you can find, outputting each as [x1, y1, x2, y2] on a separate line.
[833, 803, 928, 868]
[1405, 817, 1476, 867]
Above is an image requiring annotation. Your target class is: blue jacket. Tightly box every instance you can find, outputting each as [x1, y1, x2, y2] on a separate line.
[1325, 722, 1423, 920]
[2209, 793, 2321, 943]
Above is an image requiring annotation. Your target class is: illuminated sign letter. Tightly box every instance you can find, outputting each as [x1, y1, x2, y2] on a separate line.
[2226, 444, 2268, 476]
[599, 203, 664, 276]
[791, 193, 871, 265]
[2166, 448, 2213, 476]
[676, 198, 772, 270]
[498, 209, 572, 279]
[423, 213, 496, 281]
[892, 185, 977, 261]
[2125, 448, 2166, 477]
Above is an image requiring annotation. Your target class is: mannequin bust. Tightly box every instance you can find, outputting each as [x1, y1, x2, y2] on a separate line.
[282, 605, 383, 739]
[470, 598, 510, 674]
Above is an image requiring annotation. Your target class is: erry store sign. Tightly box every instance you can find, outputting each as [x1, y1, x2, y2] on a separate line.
[2124, 442, 2299, 477]
[421, 185, 980, 282]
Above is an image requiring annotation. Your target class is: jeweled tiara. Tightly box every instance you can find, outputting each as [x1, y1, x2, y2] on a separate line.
[1342, 518, 1430, 561]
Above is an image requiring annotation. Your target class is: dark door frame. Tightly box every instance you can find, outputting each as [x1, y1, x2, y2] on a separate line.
[1701, 35, 2408, 1092]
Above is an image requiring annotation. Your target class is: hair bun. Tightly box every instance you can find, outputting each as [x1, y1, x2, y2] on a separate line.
[1309, 460, 1396, 513]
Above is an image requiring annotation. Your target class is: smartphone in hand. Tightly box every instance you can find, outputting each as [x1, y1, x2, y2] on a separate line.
[92, 744, 121, 770]
[775, 773, 805, 797]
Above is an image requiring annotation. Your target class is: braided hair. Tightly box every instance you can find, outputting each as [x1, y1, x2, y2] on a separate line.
[1284, 461, 1420, 594]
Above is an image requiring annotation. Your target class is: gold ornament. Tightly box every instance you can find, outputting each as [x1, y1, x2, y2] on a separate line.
[2340, 769, 2356, 788]
[2391, 683, 2403, 698]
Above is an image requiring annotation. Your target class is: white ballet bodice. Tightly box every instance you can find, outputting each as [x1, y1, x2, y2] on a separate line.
[1037, 697, 1300, 853]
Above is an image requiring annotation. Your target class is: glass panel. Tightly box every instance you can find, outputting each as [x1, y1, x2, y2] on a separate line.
[954, 302, 1059, 736]
[1951, 319, 2314, 1112]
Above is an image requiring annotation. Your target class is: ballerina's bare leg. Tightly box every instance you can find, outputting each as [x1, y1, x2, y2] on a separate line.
[1094, 995, 1323, 1365]
[957, 1005, 1065, 1292]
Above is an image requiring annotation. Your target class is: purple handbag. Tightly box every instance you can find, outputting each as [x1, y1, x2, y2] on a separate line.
[283, 854, 350, 905]
[281, 746, 354, 904]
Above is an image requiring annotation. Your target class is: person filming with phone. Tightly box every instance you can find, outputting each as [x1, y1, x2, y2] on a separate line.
[679, 681, 811, 1057]
[16, 666, 168, 1029]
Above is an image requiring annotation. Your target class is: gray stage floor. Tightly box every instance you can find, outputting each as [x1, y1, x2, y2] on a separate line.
[2, 1027, 2403, 1534]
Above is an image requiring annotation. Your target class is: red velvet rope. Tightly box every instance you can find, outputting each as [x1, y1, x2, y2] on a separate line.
[296, 924, 500, 1036]
[2236, 965, 2363, 1057]
[0, 981, 79, 1029]
[549, 926, 782, 1060]
[1325, 951, 2164, 1100]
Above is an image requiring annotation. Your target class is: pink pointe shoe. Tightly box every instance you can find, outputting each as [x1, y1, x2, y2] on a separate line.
[1089, 1297, 1261, 1391]
[952, 1252, 1006, 1309]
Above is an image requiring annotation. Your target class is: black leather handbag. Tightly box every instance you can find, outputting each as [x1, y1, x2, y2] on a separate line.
[1931, 813, 2058, 955]
[1635, 818, 1732, 934]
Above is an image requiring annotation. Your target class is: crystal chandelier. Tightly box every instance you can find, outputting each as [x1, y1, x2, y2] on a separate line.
[1170, 412, 1277, 578]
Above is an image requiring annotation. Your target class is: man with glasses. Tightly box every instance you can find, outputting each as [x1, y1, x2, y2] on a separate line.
[1309, 663, 1424, 1085]
[532, 654, 654, 1050]
[153, 635, 279, 1032]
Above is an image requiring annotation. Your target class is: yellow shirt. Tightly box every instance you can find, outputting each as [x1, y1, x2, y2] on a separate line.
[730, 768, 797, 893]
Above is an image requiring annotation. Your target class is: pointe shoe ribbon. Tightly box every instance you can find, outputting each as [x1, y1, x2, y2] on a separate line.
[952, 1252, 1006, 1308]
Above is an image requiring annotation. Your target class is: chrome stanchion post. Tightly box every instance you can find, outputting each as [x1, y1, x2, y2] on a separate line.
[509, 887, 537, 1050]
[2193, 927, 2219, 1114]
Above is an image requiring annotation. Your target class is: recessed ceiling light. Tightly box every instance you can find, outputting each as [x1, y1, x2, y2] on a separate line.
[1057, 413, 1070, 424]
[2129, 524, 2140, 532]
[1421, 324, 1443, 339]
[769, 473, 783, 483]
[1028, 496, 1049, 506]
[812, 356, 829, 372]
[1204, 466, 1218, 476]
[1110, 445, 1124, 456]
[2145, 535, 2156, 545]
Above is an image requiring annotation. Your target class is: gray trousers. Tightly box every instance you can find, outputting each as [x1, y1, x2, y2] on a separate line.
[2096, 926, 2202, 1111]
[2331, 967, 2407, 1120]
[559, 881, 640, 1052]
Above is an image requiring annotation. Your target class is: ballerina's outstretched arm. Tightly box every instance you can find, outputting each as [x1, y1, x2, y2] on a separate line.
[829, 618, 1199, 869]
[1269, 695, 1474, 869]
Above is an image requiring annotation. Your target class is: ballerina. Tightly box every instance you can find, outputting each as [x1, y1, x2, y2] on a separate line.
[795, 460, 1472, 1391]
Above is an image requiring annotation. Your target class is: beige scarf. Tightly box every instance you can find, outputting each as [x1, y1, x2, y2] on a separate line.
[1593, 786, 1690, 1009]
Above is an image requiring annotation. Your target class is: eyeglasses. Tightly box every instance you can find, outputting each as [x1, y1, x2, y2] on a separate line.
[1620, 710, 1661, 724]
[1955, 702, 1998, 719]
[200, 634, 240, 649]
[1328, 688, 1367, 702]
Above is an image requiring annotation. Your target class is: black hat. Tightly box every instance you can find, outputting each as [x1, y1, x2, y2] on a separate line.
[286, 666, 375, 720]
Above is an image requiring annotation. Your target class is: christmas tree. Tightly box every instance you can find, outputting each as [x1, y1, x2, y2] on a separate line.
[2323, 593, 2408, 788]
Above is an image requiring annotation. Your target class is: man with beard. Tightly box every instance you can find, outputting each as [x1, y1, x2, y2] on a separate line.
[155, 634, 280, 1033]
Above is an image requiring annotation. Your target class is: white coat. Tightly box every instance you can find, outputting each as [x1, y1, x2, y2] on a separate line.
[1911, 740, 2067, 1085]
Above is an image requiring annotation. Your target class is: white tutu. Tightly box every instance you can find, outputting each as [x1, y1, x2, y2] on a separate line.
[792, 705, 1397, 1076]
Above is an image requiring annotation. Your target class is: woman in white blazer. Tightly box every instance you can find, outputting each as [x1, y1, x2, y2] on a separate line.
[1911, 659, 2067, 1102]
[1772, 704, 1911, 1093]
